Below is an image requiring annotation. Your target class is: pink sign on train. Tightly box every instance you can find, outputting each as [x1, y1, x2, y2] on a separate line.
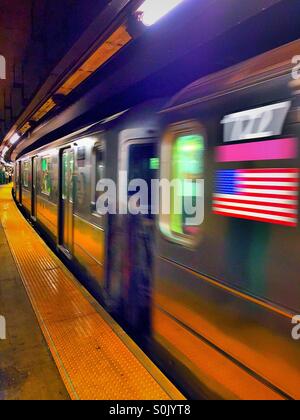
[215, 138, 298, 163]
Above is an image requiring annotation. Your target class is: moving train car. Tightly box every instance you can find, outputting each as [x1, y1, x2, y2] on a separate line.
[14, 40, 300, 399]
[14, 101, 162, 329]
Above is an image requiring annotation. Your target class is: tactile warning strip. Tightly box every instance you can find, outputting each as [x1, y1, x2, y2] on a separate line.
[0, 185, 184, 400]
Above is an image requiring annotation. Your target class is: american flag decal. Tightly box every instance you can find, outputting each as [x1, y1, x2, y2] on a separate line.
[213, 169, 299, 227]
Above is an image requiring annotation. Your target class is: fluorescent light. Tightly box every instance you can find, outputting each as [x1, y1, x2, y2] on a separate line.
[10, 132, 20, 145]
[138, 0, 184, 26]
[2, 146, 9, 156]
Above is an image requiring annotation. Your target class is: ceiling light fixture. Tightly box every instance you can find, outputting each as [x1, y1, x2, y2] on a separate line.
[137, 0, 184, 26]
[2, 146, 9, 156]
[9, 132, 20, 145]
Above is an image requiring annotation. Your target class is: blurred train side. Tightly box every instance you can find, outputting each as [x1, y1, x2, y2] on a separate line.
[15, 130, 106, 285]
[153, 40, 300, 399]
[14, 103, 161, 305]
[14, 41, 300, 399]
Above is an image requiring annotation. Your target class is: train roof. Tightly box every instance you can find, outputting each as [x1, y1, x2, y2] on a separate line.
[162, 39, 300, 113]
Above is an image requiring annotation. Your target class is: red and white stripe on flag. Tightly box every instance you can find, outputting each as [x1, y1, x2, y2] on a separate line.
[213, 168, 299, 227]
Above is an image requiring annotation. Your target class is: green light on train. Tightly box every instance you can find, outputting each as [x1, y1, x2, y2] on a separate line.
[42, 158, 48, 171]
[171, 134, 204, 235]
[150, 157, 160, 170]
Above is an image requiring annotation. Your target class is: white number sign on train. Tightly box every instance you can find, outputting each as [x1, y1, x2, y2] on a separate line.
[221, 101, 291, 142]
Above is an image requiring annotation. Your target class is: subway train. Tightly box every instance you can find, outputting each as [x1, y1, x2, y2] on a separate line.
[14, 40, 300, 400]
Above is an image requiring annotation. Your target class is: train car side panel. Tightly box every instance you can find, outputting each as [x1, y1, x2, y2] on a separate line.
[154, 64, 300, 399]
[21, 159, 31, 214]
[36, 153, 59, 240]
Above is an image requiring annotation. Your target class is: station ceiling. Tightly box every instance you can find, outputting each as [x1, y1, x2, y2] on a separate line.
[0, 0, 32, 130]
[0, 0, 110, 140]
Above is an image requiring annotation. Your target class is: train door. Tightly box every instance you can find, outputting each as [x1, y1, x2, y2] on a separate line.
[59, 148, 74, 256]
[119, 136, 158, 334]
[18, 161, 22, 203]
[127, 141, 157, 215]
[31, 156, 37, 220]
[14, 163, 18, 199]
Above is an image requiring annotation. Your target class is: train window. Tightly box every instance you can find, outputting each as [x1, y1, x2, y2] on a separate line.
[41, 157, 51, 196]
[91, 142, 105, 212]
[171, 134, 204, 235]
[62, 153, 68, 200]
[160, 121, 205, 246]
[23, 161, 30, 188]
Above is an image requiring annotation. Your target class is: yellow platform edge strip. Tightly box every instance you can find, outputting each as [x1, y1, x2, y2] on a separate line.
[0, 185, 185, 401]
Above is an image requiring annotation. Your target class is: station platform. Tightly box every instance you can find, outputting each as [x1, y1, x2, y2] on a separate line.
[0, 184, 184, 400]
